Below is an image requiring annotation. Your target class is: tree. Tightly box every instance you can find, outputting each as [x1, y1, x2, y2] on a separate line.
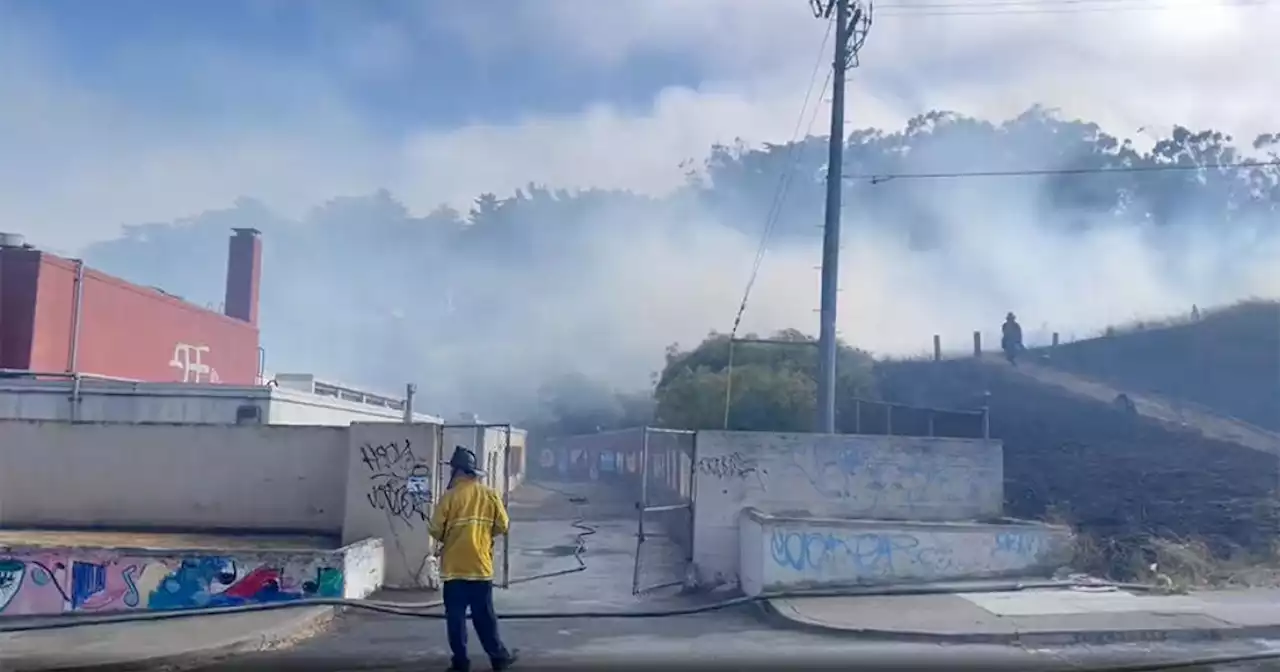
[654, 330, 877, 432]
[522, 373, 655, 436]
[79, 107, 1280, 419]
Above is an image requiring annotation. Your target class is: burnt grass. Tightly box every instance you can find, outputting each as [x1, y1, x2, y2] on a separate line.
[1034, 300, 1280, 432]
[875, 303, 1280, 581]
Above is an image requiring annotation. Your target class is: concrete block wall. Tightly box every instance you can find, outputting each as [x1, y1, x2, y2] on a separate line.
[0, 539, 383, 616]
[692, 431, 1003, 587]
[738, 508, 1072, 596]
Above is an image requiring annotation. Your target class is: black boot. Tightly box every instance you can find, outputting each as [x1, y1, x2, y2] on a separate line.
[492, 648, 520, 671]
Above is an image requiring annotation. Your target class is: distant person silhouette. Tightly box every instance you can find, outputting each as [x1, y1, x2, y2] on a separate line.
[1001, 312, 1024, 366]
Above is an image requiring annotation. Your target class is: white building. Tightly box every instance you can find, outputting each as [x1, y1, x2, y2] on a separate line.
[0, 372, 443, 426]
[0, 372, 526, 488]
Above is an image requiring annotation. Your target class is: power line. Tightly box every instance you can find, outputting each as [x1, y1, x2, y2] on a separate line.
[721, 12, 835, 429]
[727, 14, 834, 339]
[878, 0, 1256, 8]
[814, 0, 873, 435]
[876, 0, 1270, 16]
[846, 159, 1280, 184]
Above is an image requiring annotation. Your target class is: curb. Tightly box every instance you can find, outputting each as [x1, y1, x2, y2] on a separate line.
[756, 599, 1280, 647]
[0, 606, 335, 672]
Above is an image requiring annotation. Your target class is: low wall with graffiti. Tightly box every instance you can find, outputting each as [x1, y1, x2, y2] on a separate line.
[739, 508, 1072, 596]
[692, 431, 1004, 587]
[0, 538, 383, 616]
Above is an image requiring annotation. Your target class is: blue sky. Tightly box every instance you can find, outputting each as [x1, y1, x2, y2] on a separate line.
[4, 0, 701, 132]
[1, 0, 1274, 250]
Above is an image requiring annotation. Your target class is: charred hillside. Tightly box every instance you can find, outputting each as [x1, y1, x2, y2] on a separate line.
[1036, 300, 1280, 431]
[876, 358, 1280, 560]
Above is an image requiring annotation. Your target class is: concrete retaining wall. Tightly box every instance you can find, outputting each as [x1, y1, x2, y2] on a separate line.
[0, 538, 383, 616]
[739, 508, 1072, 596]
[693, 431, 1003, 587]
[0, 422, 349, 534]
[0, 420, 506, 589]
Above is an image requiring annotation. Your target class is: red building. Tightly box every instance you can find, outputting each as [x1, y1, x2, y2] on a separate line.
[0, 229, 263, 384]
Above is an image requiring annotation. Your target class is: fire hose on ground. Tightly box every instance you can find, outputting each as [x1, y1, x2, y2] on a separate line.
[7, 486, 1250, 672]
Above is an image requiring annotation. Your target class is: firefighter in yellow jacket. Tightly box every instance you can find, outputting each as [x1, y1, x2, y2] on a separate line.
[429, 446, 517, 672]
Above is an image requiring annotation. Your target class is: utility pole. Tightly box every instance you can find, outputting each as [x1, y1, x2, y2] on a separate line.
[811, 0, 871, 434]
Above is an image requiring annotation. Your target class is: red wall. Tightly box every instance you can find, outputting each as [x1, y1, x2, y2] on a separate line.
[0, 247, 41, 370]
[24, 255, 260, 384]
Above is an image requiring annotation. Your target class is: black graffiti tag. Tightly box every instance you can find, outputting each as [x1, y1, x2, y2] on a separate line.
[696, 452, 762, 479]
[361, 440, 433, 527]
[695, 452, 768, 490]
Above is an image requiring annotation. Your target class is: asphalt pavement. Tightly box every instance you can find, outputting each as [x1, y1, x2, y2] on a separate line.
[183, 481, 1280, 671]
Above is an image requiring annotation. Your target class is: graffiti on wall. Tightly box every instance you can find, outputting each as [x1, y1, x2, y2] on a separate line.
[767, 526, 1054, 582]
[776, 443, 992, 516]
[696, 452, 768, 490]
[0, 553, 343, 616]
[361, 440, 433, 527]
[168, 342, 221, 383]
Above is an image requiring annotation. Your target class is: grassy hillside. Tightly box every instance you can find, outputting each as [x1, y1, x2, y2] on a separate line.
[876, 357, 1280, 579]
[1034, 300, 1280, 431]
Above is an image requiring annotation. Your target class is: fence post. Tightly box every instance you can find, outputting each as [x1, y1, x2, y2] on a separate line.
[501, 425, 512, 589]
[886, 404, 893, 436]
[927, 411, 935, 437]
[1052, 332, 1060, 347]
[973, 331, 982, 357]
[981, 391, 992, 440]
[854, 399, 862, 434]
[933, 335, 941, 361]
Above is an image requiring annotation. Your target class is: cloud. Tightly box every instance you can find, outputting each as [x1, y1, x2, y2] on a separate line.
[1, 0, 1277, 415]
[3, 0, 1276, 252]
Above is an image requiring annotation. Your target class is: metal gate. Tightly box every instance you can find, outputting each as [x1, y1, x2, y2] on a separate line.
[631, 427, 696, 595]
[438, 422, 515, 589]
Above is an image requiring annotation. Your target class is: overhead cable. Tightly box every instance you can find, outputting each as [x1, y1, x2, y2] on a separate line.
[847, 158, 1280, 184]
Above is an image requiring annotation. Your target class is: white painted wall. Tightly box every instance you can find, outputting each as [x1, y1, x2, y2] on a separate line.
[342, 423, 442, 589]
[0, 421, 348, 533]
[339, 537, 387, 599]
[739, 508, 1073, 596]
[691, 431, 1004, 587]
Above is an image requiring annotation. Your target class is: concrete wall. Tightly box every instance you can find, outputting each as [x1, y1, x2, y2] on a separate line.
[692, 431, 1003, 587]
[738, 508, 1072, 596]
[0, 538, 382, 616]
[342, 423, 441, 589]
[0, 421, 349, 534]
[442, 425, 528, 493]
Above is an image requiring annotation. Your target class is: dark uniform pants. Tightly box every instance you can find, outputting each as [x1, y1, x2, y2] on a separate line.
[443, 579, 511, 669]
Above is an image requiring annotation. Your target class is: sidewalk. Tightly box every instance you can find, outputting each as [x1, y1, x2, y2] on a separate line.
[0, 606, 333, 671]
[767, 585, 1280, 645]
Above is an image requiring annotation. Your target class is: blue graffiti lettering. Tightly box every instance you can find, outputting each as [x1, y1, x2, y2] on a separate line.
[992, 531, 1045, 558]
[769, 530, 948, 579]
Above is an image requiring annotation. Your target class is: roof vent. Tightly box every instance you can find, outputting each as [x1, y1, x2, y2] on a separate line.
[0, 232, 26, 248]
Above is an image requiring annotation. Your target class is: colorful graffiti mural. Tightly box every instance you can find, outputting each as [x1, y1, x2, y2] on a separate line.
[0, 551, 343, 616]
